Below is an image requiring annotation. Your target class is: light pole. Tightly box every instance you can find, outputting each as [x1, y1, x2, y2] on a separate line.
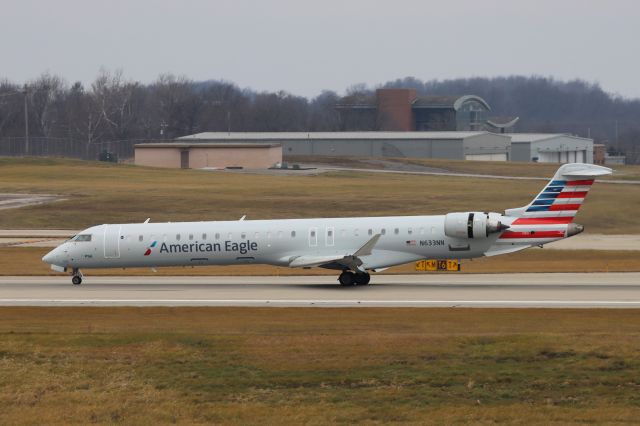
[22, 84, 29, 155]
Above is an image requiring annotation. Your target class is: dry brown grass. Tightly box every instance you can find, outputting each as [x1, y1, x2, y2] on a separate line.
[289, 155, 640, 180]
[0, 157, 638, 234]
[1, 307, 640, 424]
[3, 246, 640, 276]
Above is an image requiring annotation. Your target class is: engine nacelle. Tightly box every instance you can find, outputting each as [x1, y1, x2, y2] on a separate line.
[444, 212, 508, 239]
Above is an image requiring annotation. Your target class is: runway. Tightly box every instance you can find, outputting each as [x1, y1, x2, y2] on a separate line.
[1, 272, 639, 308]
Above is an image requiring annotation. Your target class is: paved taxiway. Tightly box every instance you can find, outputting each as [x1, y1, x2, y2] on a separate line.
[1, 273, 639, 308]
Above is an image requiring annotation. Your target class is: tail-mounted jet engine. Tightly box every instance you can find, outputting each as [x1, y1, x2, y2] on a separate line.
[444, 212, 509, 239]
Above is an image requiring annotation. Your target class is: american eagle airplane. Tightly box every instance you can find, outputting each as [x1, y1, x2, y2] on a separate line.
[42, 163, 611, 286]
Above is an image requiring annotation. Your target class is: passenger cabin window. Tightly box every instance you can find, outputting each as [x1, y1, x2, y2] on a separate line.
[327, 229, 333, 237]
[75, 234, 92, 242]
[394, 228, 399, 235]
[189, 234, 194, 240]
[176, 234, 181, 241]
[381, 228, 386, 235]
[215, 233, 220, 240]
[138, 235, 143, 242]
[408, 228, 413, 235]
[202, 233, 207, 240]
[368, 229, 373, 236]
[241, 232, 246, 239]
[291, 231, 296, 238]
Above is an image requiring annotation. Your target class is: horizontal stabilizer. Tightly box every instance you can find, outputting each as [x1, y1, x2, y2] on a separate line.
[558, 164, 612, 178]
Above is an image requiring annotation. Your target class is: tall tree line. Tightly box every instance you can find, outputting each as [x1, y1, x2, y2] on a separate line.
[0, 72, 638, 162]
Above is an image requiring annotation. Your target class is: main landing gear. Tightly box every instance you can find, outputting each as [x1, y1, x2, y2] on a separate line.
[71, 268, 83, 285]
[338, 271, 370, 286]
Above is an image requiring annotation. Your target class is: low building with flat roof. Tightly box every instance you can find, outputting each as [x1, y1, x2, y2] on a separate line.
[508, 133, 593, 163]
[178, 131, 512, 161]
[134, 142, 282, 169]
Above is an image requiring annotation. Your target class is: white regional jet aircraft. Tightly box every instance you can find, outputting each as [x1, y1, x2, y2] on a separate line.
[43, 163, 611, 286]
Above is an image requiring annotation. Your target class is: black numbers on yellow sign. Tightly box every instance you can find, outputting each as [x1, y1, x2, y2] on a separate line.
[415, 259, 460, 272]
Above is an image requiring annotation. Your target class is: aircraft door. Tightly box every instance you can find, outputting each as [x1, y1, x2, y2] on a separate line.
[104, 225, 121, 258]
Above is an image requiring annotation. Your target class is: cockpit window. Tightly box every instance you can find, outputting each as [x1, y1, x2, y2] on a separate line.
[74, 234, 92, 242]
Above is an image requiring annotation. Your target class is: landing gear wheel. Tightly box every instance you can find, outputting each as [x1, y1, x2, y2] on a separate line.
[354, 273, 371, 286]
[338, 271, 356, 286]
[71, 268, 82, 285]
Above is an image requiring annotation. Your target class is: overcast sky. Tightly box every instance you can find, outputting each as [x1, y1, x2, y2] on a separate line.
[2, 0, 639, 98]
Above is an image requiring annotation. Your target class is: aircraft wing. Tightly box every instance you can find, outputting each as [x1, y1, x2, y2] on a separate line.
[287, 234, 381, 271]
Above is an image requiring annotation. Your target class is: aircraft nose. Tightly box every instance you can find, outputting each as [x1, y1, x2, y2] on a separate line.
[42, 246, 64, 265]
[42, 249, 56, 264]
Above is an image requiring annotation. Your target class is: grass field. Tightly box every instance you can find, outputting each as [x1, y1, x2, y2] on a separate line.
[289, 155, 640, 181]
[4, 246, 640, 275]
[0, 157, 638, 233]
[1, 307, 640, 424]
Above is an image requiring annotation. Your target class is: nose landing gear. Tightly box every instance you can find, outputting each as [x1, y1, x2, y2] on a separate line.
[71, 268, 83, 285]
[338, 271, 370, 286]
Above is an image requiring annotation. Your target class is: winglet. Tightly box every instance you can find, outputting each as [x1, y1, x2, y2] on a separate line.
[354, 234, 381, 257]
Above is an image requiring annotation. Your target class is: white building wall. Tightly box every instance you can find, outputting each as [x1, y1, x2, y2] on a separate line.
[532, 136, 593, 164]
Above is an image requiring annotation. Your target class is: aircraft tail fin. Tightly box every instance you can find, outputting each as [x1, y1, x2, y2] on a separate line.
[504, 163, 612, 223]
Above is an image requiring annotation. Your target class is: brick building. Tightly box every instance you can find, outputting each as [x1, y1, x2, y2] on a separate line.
[336, 88, 518, 133]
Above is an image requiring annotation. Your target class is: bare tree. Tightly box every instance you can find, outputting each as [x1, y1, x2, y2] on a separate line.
[28, 73, 66, 138]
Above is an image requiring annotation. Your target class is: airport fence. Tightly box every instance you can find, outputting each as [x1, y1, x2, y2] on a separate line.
[0, 137, 159, 162]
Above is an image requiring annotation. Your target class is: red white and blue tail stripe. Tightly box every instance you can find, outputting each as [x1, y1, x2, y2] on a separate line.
[496, 163, 612, 245]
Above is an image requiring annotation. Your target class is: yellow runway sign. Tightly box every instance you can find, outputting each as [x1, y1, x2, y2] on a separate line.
[415, 259, 460, 272]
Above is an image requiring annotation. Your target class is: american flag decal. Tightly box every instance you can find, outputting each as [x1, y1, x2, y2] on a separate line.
[406, 240, 416, 246]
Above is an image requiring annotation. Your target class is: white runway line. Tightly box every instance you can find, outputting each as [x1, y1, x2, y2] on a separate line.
[2, 273, 640, 307]
[2, 299, 640, 307]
